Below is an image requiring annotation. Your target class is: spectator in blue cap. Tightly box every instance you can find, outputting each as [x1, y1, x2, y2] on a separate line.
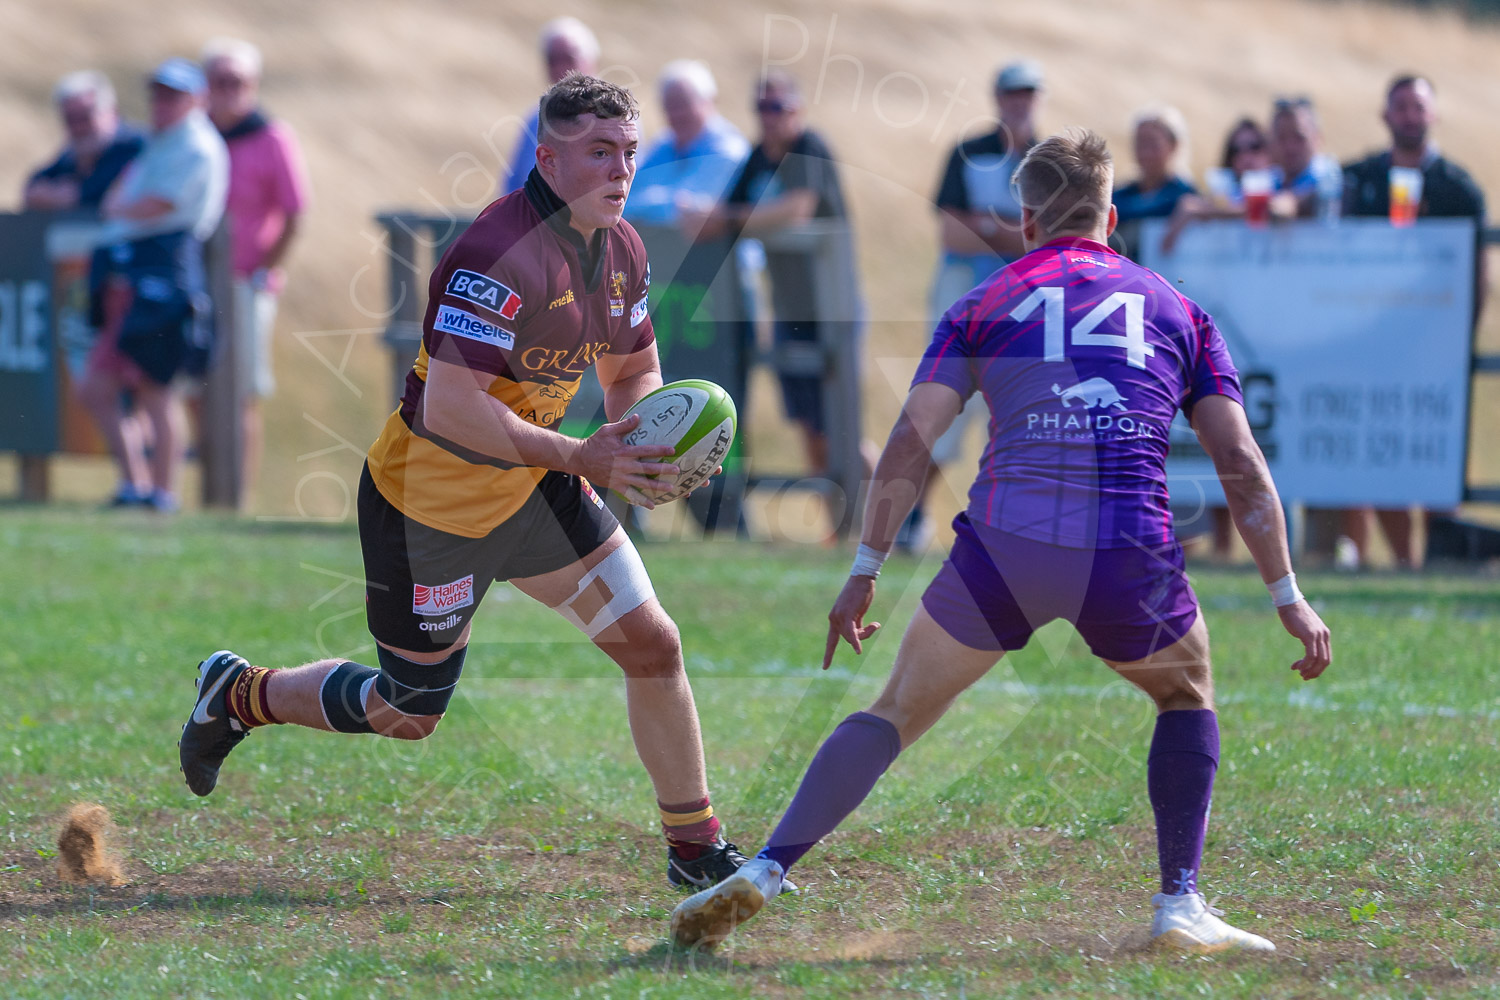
[79, 57, 228, 512]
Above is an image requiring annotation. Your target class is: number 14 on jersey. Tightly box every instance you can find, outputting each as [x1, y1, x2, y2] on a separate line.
[1009, 286, 1154, 369]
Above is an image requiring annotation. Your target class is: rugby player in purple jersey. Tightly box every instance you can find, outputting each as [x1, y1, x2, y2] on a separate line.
[673, 129, 1331, 953]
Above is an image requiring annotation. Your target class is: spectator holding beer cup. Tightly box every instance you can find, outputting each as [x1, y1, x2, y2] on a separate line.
[1268, 96, 1341, 220]
[1160, 117, 1276, 253]
[1338, 72, 1487, 569]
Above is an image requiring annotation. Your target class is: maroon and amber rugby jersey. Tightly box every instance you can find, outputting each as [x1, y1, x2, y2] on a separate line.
[367, 170, 655, 537]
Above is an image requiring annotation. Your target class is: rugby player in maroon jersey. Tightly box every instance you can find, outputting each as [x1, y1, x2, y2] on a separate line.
[180, 74, 780, 893]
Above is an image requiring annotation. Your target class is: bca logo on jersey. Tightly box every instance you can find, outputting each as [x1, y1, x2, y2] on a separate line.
[446, 269, 522, 321]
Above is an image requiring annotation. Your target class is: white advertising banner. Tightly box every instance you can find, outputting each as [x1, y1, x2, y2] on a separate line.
[1139, 218, 1475, 507]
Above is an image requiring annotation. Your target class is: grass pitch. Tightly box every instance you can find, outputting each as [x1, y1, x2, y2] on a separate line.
[3, 507, 1500, 998]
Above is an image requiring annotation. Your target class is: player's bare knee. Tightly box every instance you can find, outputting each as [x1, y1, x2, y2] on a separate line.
[1149, 669, 1214, 712]
[614, 616, 683, 679]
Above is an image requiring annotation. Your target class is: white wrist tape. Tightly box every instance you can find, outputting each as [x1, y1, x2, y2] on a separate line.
[1267, 572, 1304, 608]
[850, 543, 889, 579]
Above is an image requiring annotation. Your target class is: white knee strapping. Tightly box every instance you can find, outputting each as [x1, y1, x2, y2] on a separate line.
[554, 542, 656, 638]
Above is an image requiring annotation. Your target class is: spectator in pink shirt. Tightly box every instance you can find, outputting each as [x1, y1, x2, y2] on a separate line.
[202, 37, 311, 496]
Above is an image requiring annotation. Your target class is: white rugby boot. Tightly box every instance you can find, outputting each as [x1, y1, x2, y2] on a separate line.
[670, 857, 784, 949]
[1150, 892, 1276, 954]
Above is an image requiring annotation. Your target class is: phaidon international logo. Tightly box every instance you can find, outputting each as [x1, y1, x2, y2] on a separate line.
[1026, 378, 1155, 439]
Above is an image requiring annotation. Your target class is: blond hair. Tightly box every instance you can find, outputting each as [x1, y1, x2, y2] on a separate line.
[1015, 128, 1114, 237]
[201, 37, 263, 79]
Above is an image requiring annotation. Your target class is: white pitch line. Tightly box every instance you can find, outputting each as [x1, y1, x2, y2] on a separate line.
[464, 665, 1497, 722]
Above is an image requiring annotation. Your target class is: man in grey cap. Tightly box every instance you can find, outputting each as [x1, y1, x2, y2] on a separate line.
[898, 60, 1044, 551]
[79, 57, 228, 512]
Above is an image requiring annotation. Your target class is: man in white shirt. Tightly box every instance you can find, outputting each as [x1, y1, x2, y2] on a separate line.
[80, 57, 228, 512]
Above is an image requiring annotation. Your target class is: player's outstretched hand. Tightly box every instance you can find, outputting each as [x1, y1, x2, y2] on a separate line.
[1277, 600, 1331, 680]
[576, 414, 678, 509]
[824, 575, 881, 669]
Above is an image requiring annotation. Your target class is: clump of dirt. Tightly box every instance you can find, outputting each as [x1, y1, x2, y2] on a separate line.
[56, 803, 127, 886]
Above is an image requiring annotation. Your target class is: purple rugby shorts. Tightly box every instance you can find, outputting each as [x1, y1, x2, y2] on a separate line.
[921, 513, 1200, 663]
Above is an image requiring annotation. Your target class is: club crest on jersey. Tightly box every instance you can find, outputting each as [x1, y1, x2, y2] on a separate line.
[446, 269, 523, 321]
[413, 575, 475, 615]
[608, 270, 627, 316]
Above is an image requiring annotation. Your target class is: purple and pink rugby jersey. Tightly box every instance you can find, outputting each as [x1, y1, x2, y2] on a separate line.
[912, 237, 1243, 660]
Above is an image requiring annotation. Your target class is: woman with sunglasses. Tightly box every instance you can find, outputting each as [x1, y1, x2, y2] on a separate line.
[1158, 117, 1278, 255]
[692, 71, 873, 516]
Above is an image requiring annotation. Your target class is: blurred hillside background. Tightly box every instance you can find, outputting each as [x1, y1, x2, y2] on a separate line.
[1, 0, 1496, 526]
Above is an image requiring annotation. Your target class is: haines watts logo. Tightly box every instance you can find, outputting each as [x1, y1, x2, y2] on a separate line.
[413, 574, 475, 615]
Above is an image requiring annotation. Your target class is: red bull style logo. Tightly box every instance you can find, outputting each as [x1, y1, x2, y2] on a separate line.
[413, 575, 475, 615]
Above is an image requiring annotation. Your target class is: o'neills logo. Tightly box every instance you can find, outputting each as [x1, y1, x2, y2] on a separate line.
[413, 575, 475, 615]
[419, 613, 463, 633]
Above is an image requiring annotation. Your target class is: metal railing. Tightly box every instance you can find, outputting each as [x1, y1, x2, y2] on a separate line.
[370, 212, 868, 537]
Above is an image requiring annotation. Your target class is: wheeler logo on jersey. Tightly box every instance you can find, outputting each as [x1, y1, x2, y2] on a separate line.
[434, 305, 514, 350]
[1052, 378, 1127, 410]
[446, 269, 523, 321]
[413, 575, 475, 615]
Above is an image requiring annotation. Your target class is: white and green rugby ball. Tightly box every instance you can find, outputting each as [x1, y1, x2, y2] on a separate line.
[620, 379, 736, 503]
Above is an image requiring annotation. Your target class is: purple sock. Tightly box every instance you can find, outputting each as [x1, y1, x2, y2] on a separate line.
[757, 711, 902, 871]
[1147, 708, 1219, 895]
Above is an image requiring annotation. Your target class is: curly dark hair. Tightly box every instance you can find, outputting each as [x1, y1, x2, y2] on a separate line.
[538, 72, 639, 143]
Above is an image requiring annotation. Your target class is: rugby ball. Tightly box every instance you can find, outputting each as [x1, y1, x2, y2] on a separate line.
[618, 379, 737, 503]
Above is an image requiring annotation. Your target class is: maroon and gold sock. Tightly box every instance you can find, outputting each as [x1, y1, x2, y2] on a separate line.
[660, 797, 721, 860]
[226, 666, 283, 728]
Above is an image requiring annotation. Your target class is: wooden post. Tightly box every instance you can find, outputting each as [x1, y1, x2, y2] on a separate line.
[18, 454, 49, 502]
[199, 222, 243, 509]
[378, 216, 423, 405]
[786, 222, 864, 540]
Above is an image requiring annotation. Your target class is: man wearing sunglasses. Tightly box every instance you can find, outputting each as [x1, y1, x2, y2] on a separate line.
[202, 36, 311, 500]
[694, 71, 867, 514]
